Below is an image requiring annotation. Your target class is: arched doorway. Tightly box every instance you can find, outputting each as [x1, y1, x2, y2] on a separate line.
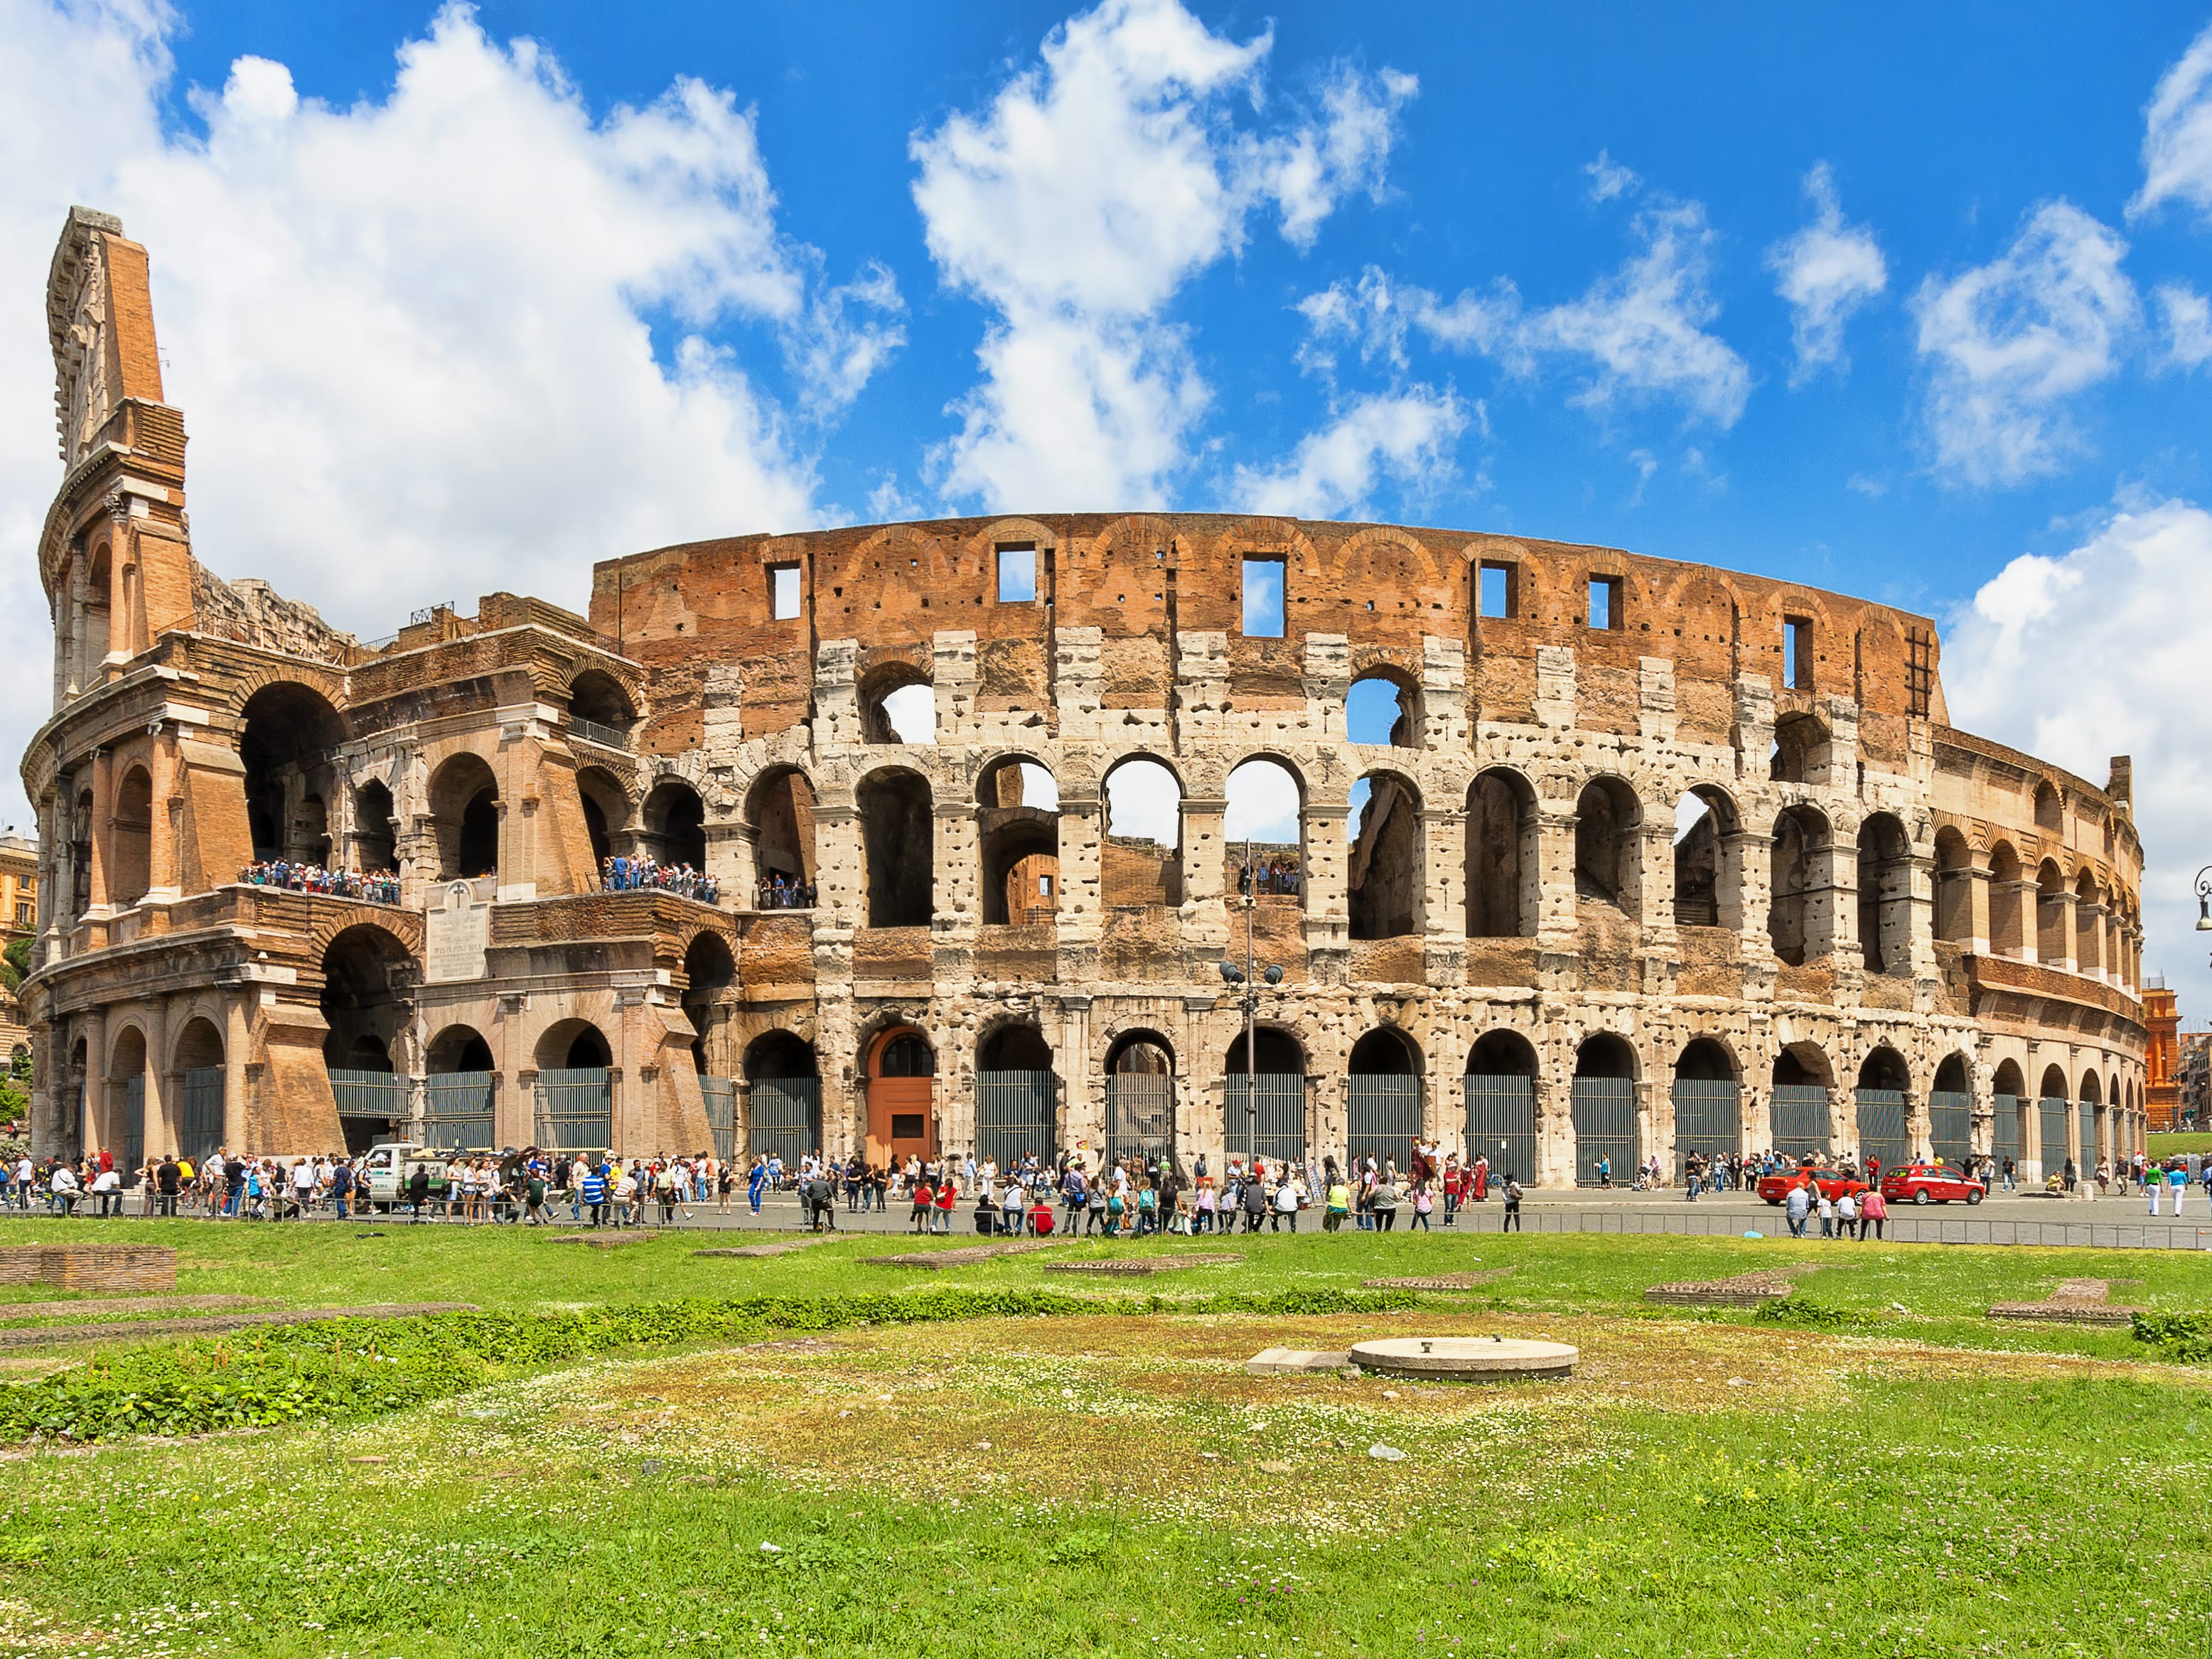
[1771, 1043, 1834, 1159]
[428, 754, 500, 881]
[322, 924, 415, 1152]
[1672, 1037, 1741, 1171]
[240, 683, 347, 864]
[865, 1026, 934, 1169]
[112, 766, 152, 906]
[535, 1019, 615, 1151]
[353, 779, 399, 875]
[1103, 1031, 1175, 1166]
[173, 1018, 225, 1164]
[1466, 769, 1537, 938]
[1672, 788, 1740, 930]
[1857, 813, 1911, 975]
[1990, 1058, 2027, 1173]
[643, 779, 708, 871]
[1769, 805, 1833, 965]
[1103, 756, 1184, 907]
[1224, 1026, 1306, 1170]
[745, 1031, 821, 1169]
[2036, 1063, 2071, 1183]
[1464, 1031, 1537, 1183]
[423, 1024, 495, 1151]
[1854, 1047, 1911, 1174]
[746, 766, 818, 906]
[977, 758, 1060, 926]
[976, 1024, 1056, 1171]
[685, 930, 739, 1161]
[1348, 773, 1422, 940]
[2078, 1068, 2103, 1178]
[107, 1026, 146, 1179]
[859, 769, 934, 927]
[1574, 778, 1641, 920]
[1570, 1033, 1638, 1186]
[1346, 1027, 1422, 1172]
[576, 767, 630, 876]
[1930, 1053, 1972, 1166]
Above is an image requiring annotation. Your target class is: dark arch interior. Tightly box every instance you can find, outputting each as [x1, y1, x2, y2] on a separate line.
[563, 1026, 612, 1069]
[1933, 1053, 1970, 1093]
[426, 1026, 494, 1074]
[645, 781, 708, 870]
[429, 753, 500, 880]
[568, 670, 634, 728]
[746, 1031, 820, 1080]
[1466, 770, 1535, 938]
[319, 925, 412, 1070]
[748, 768, 818, 886]
[1675, 1037, 1736, 1081]
[979, 1024, 1053, 1071]
[353, 780, 398, 873]
[682, 933, 738, 1071]
[1574, 779, 1636, 910]
[1348, 773, 1421, 940]
[1773, 1046, 1830, 1087]
[1991, 1059, 2026, 1097]
[240, 683, 346, 864]
[1348, 1028, 1419, 1075]
[1858, 1048, 1909, 1092]
[1466, 1030, 1537, 1078]
[1107, 1032, 1174, 1074]
[859, 771, 933, 926]
[1226, 1028, 1304, 1075]
[1574, 1033, 1636, 1079]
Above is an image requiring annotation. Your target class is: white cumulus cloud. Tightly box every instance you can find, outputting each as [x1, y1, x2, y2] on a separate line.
[1940, 497, 2212, 1011]
[1231, 385, 1466, 517]
[2129, 19, 2212, 225]
[910, 0, 1414, 510]
[1766, 161, 1888, 385]
[1583, 149, 1640, 203]
[2154, 281, 2212, 370]
[1910, 200, 2137, 487]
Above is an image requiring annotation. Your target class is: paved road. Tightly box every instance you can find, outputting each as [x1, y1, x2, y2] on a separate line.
[28, 1184, 2209, 1250]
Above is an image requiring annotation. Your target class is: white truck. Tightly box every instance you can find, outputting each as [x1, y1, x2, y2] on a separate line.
[356, 1142, 455, 1210]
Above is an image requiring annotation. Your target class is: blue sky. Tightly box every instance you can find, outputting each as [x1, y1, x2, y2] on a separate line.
[6, 0, 2212, 1006]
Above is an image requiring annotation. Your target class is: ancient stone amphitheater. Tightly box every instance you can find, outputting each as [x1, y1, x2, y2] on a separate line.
[21, 209, 2147, 1185]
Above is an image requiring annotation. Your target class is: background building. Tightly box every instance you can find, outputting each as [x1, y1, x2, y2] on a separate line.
[18, 208, 2151, 1183]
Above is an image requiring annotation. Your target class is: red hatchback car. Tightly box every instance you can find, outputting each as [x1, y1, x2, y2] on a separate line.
[1755, 1167, 1869, 1206]
[1879, 1163, 1986, 1206]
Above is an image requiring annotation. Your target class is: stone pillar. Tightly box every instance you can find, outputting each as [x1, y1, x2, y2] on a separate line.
[85, 747, 112, 914]
[1058, 994, 1096, 1149]
[2002, 879, 2041, 963]
[1819, 835, 1856, 965]
[1535, 1073, 1572, 1187]
[1734, 830, 1774, 966]
[1534, 808, 1579, 943]
[1741, 1079, 1771, 1156]
[1904, 853, 1938, 978]
[223, 995, 250, 1151]
[712, 821, 757, 908]
[813, 802, 863, 925]
[1959, 864, 1993, 955]
[934, 800, 979, 936]
[1181, 793, 1229, 957]
[1827, 1085, 1854, 1164]
[146, 734, 181, 901]
[1302, 798, 1350, 962]
[2076, 901, 2108, 983]
[1424, 807, 1466, 984]
[1904, 1088, 1926, 1161]
[80, 1009, 106, 1160]
[141, 999, 168, 1163]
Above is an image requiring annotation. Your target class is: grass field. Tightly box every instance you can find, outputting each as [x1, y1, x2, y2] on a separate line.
[0, 1221, 2206, 1656]
[2147, 1130, 2212, 1156]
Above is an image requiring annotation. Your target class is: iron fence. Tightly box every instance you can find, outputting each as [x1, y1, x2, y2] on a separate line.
[1855, 1088, 1909, 1172]
[181, 1067, 224, 1164]
[1673, 1080, 1741, 1164]
[330, 1069, 411, 1129]
[121, 1075, 144, 1179]
[1464, 1073, 1537, 1185]
[569, 716, 630, 752]
[2039, 1097, 2071, 1181]
[1770, 1084, 1832, 1160]
[701, 1076, 736, 1163]
[976, 1070, 1058, 1173]
[1570, 1075, 1637, 1186]
[538, 1067, 614, 1151]
[1928, 1091, 1973, 1168]
[749, 1077, 820, 1169]
[422, 1071, 495, 1151]
[1346, 1074, 1422, 1174]
[1105, 1073, 1174, 1168]
[1993, 1095, 2023, 1166]
[1223, 1073, 1306, 1169]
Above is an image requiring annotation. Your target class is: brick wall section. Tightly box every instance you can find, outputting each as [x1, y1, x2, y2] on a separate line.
[0, 1245, 176, 1292]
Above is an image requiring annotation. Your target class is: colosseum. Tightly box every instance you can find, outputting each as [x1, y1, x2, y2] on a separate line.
[18, 208, 2150, 1187]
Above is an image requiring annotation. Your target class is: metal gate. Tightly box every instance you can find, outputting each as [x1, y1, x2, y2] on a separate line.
[1346, 1074, 1422, 1175]
[2079, 1103, 2100, 1175]
[749, 1076, 820, 1169]
[1569, 1075, 1637, 1186]
[975, 1070, 1058, 1172]
[2037, 1096, 2070, 1181]
[422, 1071, 495, 1151]
[700, 1076, 736, 1163]
[1464, 1074, 1535, 1186]
[537, 1067, 613, 1151]
[1854, 1089, 1908, 1174]
[1770, 1084, 1832, 1159]
[1105, 1073, 1174, 1168]
[1223, 1073, 1306, 1170]
[1928, 1091, 1973, 1168]
[1992, 1095, 2022, 1167]
[1672, 1080, 1741, 1166]
[330, 1068, 410, 1129]
[121, 1075, 144, 1179]
[181, 1067, 224, 1165]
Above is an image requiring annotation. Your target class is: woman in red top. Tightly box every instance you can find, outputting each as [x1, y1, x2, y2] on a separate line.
[909, 1178, 933, 1233]
[933, 1175, 957, 1235]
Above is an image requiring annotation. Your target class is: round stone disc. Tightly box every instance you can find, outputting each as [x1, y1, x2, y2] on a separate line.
[1347, 1336, 1577, 1381]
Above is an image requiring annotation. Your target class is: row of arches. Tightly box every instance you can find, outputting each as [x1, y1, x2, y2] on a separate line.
[1933, 828, 2139, 982]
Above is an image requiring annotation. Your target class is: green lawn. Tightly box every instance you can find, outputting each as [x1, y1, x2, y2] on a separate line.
[0, 1223, 2206, 1655]
[2147, 1129, 2212, 1156]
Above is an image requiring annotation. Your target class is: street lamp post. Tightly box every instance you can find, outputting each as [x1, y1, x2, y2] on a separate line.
[2196, 866, 2212, 935]
[1220, 837, 1284, 1176]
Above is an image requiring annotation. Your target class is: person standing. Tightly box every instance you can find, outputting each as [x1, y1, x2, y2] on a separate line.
[1501, 1176, 1523, 1233]
[1835, 1188, 1857, 1240]
[1859, 1183, 1886, 1241]
[2169, 1161, 2189, 1216]
[1784, 1181, 1811, 1240]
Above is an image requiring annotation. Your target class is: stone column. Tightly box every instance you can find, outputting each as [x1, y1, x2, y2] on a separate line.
[710, 820, 757, 908]
[141, 999, 169, 1163]
[1741, 1079, 1772, 1157]
[1904, 853, 1938, 978]
[1181, 793, 1229, 955]
[1424, 806, 1465, 984]
[1535, 1073, 1572, 1187]
[80, 1009, 106, 1161]
[933, 800, 979, 938]
[1534, 807, 1579, 943]
[223, 995, 250, 1151]
[1301, 798, 1351, 960]
[1958, 864, 1993, 955]
[147, 734, 181, 902]
[1827, 1084, 1854, 1164]
[813, 802, 863, 925]
[1733, 830, 1774, 965]
[2075, 901, 2108, 983]
[2001, 879, 2041, 963]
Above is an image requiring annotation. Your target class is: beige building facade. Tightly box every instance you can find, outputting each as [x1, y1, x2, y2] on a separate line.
[18, 208, 2149, 1183]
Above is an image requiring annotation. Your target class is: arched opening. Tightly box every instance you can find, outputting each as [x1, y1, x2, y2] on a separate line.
[864, 1026, 933, 1167]
[2073, 869, 2103, 977]
[1466, 768, 1536, 938]
[110, 766, 152, 906]
[1573, 777, 1641, 917]
[1989, 842, 2025, 957]
[1991, 1057, 2027, 1171]
[1104, 1030, 1176, 1166]
[1673, 1036, 1741, 1168]
[2035, 859, 2068, 967]
[682, 932, 737, 1075]
[743, 1029, 822, 1169]
[2079, 1066, 2105, 1174]
[239, 683, 347, 864]
[1348, 771, 1422, 940]
[1346, 1026, 1422, 1173]
[71, 789, 92, 918]
[420, 1020, 495, 1147]
[977, 757, 1060, 926]
[858, 768, 933, 927]
[173, 1018, 225, 1164]
[642, 779, 708, 872]
[1932, 827, 1972, 943]
[1770, 712, 1828, 784]
[576, 767, 630, 874]
[1102, 757, 1183, 907]
[1771, 1041, 1832, 1158]
[1930, 1052, 1972, 1166]
[1346, 670, 1419, 747]
[353, 779, 399, 874]
[1856, 812, 1911, 975]
[1854, 1046, 1910, 1172]
[1768, 805, 1832, 966]
[1225, 758, 1304, 905]
[746, 767, 818, 906]
[82, 545, 111, 688]
[975, 1022, 1056, 1171]
[1225, 1024, 1306, 1169]
[567, 670, 635, 743]
[107, 1025, 146, 1176]
[319, 925, 413, 1071]
[535, 1019, 614, 1150]
[1571, 1033, 1639, 1186]
[1671, 786, 1739, 930]
[426, 1024, 495, 1074]
[2034, 780, 2062, 832]
[535, 1020, 612, 1071]
[427, 753, 500, 881]
[861, 663, 935, 744]
[1464, 1031, 1537, 1183]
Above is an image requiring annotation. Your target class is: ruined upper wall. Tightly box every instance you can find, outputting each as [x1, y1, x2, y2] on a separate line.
[587, 515, 1945, 754]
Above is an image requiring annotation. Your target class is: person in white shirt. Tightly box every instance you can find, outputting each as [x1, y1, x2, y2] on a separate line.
[89, 1166, 122, 1218]
[13, 1156, 32, 1211]
[49, 1164, 81, 1215]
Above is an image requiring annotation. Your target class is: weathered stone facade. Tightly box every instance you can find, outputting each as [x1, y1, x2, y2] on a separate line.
[18, 209, 2149, 1184]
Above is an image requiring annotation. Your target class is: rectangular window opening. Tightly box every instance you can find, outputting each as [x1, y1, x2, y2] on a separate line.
[1242, 557, 1286, 638]
[768, 564, 801, 620]
[1478, 562, 1515, 620]
[996, 544, 1037, 603]
[1588, 575, 1622, 630]
[1783, 616, 1813, 689]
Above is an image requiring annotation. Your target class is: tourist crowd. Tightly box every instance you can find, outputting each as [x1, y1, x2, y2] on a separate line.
[753, 871, 818, 909]
[598, 857, 720, 905]
[239, 861, 402, 904]
[1235, 859, 1301, 898]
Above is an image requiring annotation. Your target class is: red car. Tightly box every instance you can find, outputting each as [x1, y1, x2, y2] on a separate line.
[1879, 1163, 1985, 1206]
[1756, 1166, 1869, 1206]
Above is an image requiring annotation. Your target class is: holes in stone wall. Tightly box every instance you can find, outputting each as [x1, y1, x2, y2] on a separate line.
[1768, 804, 1832, 966]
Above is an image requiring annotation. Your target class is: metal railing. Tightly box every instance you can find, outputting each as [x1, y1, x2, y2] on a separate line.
[1222, 1073, 1305, 1169]
[330, 1069, 410, 1124]
[1570, 1075, 1638, 1185]
[1346, 1074, 1422, 1175]
[569, 716, 631, 751]
[1465, 1073, 1536, 1183]
[423, 1072, 495, 1151]
[701, 1076, 736, 1163]
[537, 1068, 614, 1151]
